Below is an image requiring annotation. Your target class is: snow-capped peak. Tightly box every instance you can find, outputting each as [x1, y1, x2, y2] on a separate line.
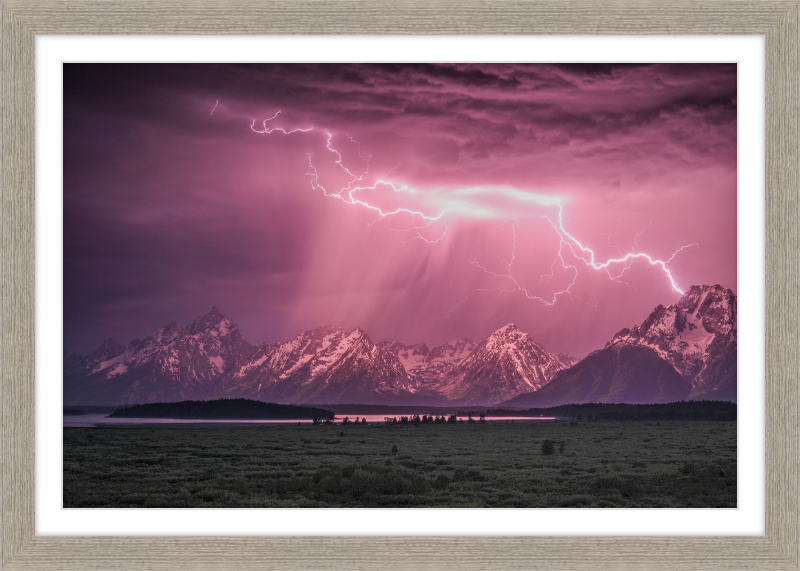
[438, 324, 567, 405]
[675, 284, 736, 336]
[64, 307, 256, 405]
[482, 323, 529, 351]
[606, 284, 736, 390]
[347, 327, 367, 339]
[494, 323, 518, 334]
[425, 339, 475, 364]
[187, 306, 230, 335]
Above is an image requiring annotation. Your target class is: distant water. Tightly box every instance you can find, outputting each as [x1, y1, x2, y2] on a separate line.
[63, 413, 555, 427]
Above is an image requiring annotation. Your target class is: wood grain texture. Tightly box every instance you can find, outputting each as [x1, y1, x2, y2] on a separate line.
[0, 0, 797, 34]
[765, 3, 800, 565]
[1, 2, 35, 569]
[1, 1, 798, 570]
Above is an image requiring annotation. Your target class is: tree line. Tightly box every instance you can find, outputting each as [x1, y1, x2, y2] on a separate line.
[472, 400, 736, 421]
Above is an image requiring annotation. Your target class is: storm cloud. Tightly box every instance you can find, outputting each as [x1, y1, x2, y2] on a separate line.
[64, 64, 737, 358]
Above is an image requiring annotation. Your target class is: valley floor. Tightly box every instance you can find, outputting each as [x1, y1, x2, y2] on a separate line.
[63, 420, 736, 508]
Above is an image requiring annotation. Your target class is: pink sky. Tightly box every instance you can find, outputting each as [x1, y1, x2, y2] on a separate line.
[63, 63, 737, 358]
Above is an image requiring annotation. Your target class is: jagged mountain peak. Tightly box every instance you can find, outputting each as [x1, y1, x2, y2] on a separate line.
[678, 284, 732, 307]
[65, 286, 735, 407]
[439, 325, 566, 405]
[425, 339, 475, 364]
[675, 284, 736, 335]
[159, 320, 184, 335]
[317, 324, 344, 334]
[377, 340, 433, 371]
[291, 324, 345, 343]
[606, 283, 736, 400]
[481, 323, 536, 352]
[64, 308, 256, 406]
[609, 284, 735, 346]
[100, 337, 121, 348]
[348, 326, 367, 338]
[331, 327, 373, 348]
[493, 323, 519, 334]
[556, 353, 578, 368]
[86, 338, 126, 362]
[474, 325, 552, 361]
[217, 323, 412, 405]
[186, 306, 237, 336]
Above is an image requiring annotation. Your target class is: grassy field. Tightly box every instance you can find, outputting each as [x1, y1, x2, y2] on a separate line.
[63, 420, 736, 508]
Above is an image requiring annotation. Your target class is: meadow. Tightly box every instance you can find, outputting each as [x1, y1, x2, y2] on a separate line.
[63, 420, 736, 508]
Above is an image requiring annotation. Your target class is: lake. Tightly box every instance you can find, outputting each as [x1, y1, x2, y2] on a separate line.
[63, 413, 556, 427]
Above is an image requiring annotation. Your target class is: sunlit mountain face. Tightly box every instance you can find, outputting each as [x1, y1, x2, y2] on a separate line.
[64, 63, 736, 367]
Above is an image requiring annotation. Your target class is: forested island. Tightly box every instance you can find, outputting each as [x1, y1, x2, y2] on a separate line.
[108, 399, 335, 420]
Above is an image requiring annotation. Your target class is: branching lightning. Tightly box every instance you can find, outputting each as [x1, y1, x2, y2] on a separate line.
[250, 111, 314, 135]
[246, 109, 698, 310]
[548, 206, 696, 295]
[467, 220, 578, 306]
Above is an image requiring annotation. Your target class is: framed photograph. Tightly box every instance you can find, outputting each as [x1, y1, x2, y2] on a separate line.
[2, 2, 798, 570]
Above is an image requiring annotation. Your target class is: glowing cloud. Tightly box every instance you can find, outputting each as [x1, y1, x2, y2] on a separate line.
[249, 110, 697, 302]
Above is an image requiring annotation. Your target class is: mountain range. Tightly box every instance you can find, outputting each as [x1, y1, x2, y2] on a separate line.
[503, 284, 737, 407]
[64, 284, 736, 407]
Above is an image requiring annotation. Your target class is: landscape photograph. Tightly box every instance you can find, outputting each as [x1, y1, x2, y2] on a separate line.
[63, 63, 737, 508]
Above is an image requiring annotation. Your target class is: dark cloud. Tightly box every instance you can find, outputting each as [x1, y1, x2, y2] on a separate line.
[63, 64, 736, 357]
[552, 63, 656, 76]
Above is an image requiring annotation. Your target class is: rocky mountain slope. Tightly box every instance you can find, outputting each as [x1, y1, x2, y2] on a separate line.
[377, 338, 478, 391]
[501, 284, 737, 408]
[556, 353, 579, 368]
[63, 307, 256, 405]
[215, 326, 416, 405]
[605, 284, 736, 401]
[65, 284, 735, 407]
[436, 324, 567, 405]
[65, 314, 564, 406]
[502, 343, 691, 408]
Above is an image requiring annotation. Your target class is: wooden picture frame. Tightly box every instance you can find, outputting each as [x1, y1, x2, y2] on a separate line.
[2, 2, 797, 569]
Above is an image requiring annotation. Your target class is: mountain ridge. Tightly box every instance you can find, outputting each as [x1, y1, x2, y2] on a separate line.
[501, 284, 737, 407]
[65, 314, 566, 406]
[64, 284, 736, 407]
[605, 284, 736, 401]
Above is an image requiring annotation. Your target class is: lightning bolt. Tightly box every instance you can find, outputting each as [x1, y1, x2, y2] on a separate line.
[467, 219, 579, 306]
[548, 206, 695, 295]
[248, 113, 445, 243]
[306, 141, 449, 243]
[210, 99, 219, 116]
[250, 111, 314, 135]
[246, 109, 698, 309]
